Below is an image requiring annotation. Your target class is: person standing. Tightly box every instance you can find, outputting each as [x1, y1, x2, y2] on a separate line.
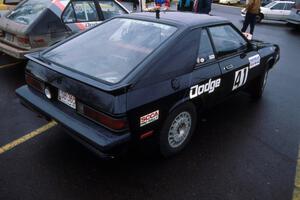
[193, 0, 212, 14]
[178, 0, 194, 11]
[241, 0, 261, 39]
[133, 0, 139, 11]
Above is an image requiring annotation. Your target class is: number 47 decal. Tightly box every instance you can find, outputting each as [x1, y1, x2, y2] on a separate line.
[232, 67, 249, 91]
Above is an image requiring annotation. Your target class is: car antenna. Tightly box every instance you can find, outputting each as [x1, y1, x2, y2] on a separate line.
[156, 9, 160, 19]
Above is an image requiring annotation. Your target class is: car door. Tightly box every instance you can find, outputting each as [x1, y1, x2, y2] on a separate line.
[189, 28, 222, 108]
[61, 0, 103, 33]
[61, 0, 129, 33]
[282, 2, 295, 19]
[269, 2, 285, 20]
[208, 24, 261, 97]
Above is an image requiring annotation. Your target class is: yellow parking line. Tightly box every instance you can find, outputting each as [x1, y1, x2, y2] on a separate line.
[0, 62, 23, 69]
[0, 121, 57, 155]
[293, 145, 300, 200]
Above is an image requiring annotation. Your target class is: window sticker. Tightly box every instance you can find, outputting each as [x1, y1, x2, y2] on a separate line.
[249, 54, 260, 69]
[209, 54, 215, 60]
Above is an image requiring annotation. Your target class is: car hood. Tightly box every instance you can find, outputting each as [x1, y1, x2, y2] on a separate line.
[250, 39, 273, 47]
[260, 7, 268, 11]
[250, 39, 279, 53]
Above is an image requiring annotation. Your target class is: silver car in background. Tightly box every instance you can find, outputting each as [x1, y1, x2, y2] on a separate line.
[0, 0, 129, 59]
[286, 0, 300, 27]
[241, 1, 295, 23]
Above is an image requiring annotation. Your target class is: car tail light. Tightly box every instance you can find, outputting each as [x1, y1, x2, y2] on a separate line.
[25, 73, 45, 92]
[77, 102, 128, 132]
[30, 35, 48, 48]
[16, 35, 30, 48]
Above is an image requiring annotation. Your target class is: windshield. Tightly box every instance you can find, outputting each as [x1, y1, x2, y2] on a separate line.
[42, 18, 177, 84]
[6, 0, 51, 25]
[264, 2, 276, 8]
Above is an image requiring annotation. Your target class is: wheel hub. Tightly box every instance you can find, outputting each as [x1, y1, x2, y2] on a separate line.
[168, 112, 192, 148]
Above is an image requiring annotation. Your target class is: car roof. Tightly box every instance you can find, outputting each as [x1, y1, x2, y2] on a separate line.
[129, 12, 230, 28]
[273, 1, 295, 3]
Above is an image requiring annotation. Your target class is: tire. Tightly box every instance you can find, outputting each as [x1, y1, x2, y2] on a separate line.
[249, 69, 269, 100]
[256, 14, 263, 23]
[159, 102, 197, 157]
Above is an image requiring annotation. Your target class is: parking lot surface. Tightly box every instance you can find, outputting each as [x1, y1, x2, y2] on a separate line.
[0, 4, 300, 200]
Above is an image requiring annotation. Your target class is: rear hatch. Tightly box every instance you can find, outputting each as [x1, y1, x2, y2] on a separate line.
[0, 0, 68, 51]
[25, 53, 130, 132]
[0, 0, 51, 49]
[23, 17, 177, 131]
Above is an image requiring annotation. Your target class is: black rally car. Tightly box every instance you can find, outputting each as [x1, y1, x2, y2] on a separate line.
[16, 12, 280, 158]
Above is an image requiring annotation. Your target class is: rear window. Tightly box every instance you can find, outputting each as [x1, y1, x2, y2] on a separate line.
[6, 0, 51, 25]
[42, 18, 177, 84]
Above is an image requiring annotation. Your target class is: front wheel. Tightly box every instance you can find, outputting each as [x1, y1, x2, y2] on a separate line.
[249, 69, 269, 99]
[159, 103, 197, 157]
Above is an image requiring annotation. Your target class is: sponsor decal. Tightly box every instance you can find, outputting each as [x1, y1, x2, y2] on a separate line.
[232, 67, 249, 91]
[83, 22, 101, 28]
[190, 78, 221, 99]
[249, 54, 260, 69]
[140, 110, 159, 127]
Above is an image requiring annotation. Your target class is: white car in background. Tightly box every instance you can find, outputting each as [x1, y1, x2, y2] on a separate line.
[286, 7, 300, 26]
[241, 1, 295, 23]
[219, 0, 240, 5]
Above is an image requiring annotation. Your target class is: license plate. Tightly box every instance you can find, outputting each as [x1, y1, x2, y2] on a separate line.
[5, 33, 13, 42]
[58, 90, 76, 109]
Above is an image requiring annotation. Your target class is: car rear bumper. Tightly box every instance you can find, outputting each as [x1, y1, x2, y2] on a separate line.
[0, 41, 30, 59]
[16, 85, 131, 158]
[0, 41, 44, 59]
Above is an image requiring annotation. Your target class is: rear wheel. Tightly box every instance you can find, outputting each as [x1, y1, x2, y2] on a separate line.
[159, 103, 197, 157]
[256, 14, 263, 23]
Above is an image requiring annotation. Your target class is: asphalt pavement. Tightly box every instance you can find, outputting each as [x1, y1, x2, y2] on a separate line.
[0, 4, 300, 200]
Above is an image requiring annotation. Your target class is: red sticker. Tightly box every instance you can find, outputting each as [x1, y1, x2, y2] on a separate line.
[140, 110, 159, 127]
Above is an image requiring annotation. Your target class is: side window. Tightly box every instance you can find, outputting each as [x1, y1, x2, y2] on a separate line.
[62, 1, 99, 23]
[209, 25, 247, 57]
[62, 4, 76, 23]
[98, 1, 127, 19]
[197, 29, 215, 64]
[284, 3, 295, 10]
[271, 3, 285, 10]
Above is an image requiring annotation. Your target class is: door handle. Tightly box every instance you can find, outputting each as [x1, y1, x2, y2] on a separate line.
[224, 64, 234, 70]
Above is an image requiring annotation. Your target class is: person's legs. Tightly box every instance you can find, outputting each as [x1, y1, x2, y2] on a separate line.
[241, 13, 251, 33]
[249, 13, 257, 35]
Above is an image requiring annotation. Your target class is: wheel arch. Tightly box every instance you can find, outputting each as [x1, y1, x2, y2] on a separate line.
[168, 97, 203, 116]
[266, 56, 275, 70]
